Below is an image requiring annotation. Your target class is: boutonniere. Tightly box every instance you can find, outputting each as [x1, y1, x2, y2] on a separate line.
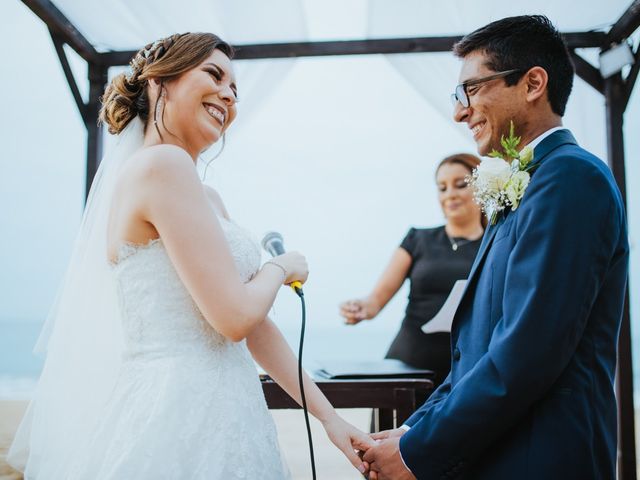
[468, 121, 536, 225]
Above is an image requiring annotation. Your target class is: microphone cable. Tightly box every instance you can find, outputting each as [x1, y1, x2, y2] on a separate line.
[292, 284, 317, 480]
[260, 232, 316, 479]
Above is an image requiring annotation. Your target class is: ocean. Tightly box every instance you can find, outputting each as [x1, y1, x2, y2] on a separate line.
[3, 320, 640, 407]
[0, 319, 400, 400]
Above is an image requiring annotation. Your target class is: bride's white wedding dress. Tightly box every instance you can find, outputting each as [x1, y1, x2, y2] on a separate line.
[65, 216, 290, 479]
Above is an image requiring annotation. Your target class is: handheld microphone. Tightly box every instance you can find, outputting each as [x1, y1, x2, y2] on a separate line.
[261, 231, 303, 295]
[261, 231, 315, 479]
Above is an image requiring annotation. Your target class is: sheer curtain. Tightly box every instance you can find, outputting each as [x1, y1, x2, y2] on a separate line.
[54, 0, 308, 125]
[366, 0, 613, 155]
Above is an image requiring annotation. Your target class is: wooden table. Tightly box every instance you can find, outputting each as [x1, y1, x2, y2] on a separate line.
[261, 377, 433, 431]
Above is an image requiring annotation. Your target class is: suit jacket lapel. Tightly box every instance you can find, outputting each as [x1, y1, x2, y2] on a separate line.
[530, 129, 577, 168]
[465, 218, 502, 287]
[453, 129, 578, 322]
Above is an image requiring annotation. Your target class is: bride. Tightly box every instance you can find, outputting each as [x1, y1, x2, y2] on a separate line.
[8, 32, 372, 479]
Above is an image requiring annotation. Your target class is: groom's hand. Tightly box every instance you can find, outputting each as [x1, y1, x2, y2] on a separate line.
[363, 435, 416, 480]
[370, 427, 407, 441]
[357, 428, 406, 473]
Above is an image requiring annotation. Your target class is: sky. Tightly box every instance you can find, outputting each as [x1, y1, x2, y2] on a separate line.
[1, 1, 638, 383]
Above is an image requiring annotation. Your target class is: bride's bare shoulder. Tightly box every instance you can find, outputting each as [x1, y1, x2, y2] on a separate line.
[118, 145, 201, 197]
[131, 144, 195, 177]
[117, 144, 202, 207]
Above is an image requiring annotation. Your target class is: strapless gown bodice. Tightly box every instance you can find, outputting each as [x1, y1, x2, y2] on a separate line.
[112, 216, 259, 361]
[66, 218, 290, 480]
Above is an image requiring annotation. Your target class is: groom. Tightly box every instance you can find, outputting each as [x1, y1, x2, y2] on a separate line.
[363, 15, 629, 480]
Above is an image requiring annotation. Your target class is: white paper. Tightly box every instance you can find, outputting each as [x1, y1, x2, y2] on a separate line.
[421, 279, 467, 334]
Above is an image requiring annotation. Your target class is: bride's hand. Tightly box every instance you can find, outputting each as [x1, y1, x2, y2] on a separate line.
[322, 414, 376, 475]
[271, 251, 309, 285]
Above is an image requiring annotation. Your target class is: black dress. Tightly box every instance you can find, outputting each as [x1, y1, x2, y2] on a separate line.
[385, 226, 482, 386]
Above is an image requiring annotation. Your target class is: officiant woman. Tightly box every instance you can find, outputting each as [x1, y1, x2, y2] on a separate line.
[340, 153, 485, 387]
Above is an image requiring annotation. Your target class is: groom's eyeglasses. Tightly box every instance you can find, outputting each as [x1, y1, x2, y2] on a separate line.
[450, 69, 522, 108]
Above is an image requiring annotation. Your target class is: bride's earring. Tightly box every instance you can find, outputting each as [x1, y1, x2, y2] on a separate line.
[154, 87, 166, 127]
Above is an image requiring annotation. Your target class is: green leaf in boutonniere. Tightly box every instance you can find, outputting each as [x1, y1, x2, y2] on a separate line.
[500, 121, 521, 161]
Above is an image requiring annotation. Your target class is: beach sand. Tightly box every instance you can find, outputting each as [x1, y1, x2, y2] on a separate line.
[0, 401, 24, 480]
[0, 401, 369, 480]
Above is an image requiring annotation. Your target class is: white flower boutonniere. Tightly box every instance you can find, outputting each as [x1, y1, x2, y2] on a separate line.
[468, 121, 535, 225]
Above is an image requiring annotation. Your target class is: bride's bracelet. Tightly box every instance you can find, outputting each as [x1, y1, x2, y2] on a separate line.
[263, 261, 287, 283]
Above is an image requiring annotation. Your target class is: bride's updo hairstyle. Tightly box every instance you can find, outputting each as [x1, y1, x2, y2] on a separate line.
[100, 32, 234, 135]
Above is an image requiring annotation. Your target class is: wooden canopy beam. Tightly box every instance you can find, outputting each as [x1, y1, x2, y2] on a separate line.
[49, 29, 88, 124]
[571, 51, 605, 94]
[22, 0, 99, 64]
[99, 32, 607, 67]
[607, 0, 640, 45]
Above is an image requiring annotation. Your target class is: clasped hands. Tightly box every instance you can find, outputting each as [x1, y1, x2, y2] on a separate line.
[355, 427, 416, 480]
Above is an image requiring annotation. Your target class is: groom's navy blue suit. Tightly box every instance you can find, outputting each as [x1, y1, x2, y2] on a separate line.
[399, 130, 628, 480]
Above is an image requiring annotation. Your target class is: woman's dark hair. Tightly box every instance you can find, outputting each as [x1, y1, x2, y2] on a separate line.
[436, 153, 487, 228]
[453, 15, 574, 116]
[100, 32, 234, 134]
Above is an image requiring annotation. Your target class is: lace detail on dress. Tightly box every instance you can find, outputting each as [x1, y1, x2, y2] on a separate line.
[66, 218, 289, 479]
[109, 237, 162, 267]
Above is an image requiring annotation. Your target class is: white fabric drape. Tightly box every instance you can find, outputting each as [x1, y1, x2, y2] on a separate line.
[8, 118, 144, 477]
[54, 0, 309, 50]
[367, 0, 616, 157]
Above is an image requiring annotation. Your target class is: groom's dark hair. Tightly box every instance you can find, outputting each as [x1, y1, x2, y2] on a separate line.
[453, 15, 574, 116]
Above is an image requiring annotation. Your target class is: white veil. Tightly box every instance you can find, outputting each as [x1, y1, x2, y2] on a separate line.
[8, 117, 145, 478]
